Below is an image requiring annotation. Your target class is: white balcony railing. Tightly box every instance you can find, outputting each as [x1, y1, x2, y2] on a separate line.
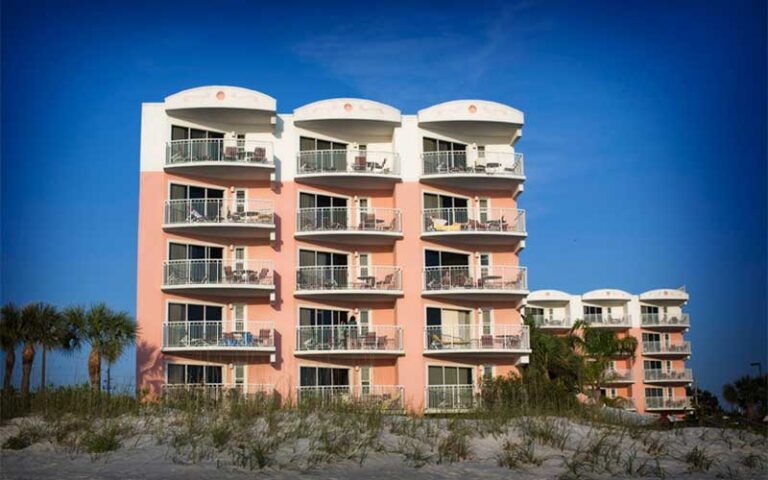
[163, 321, 274, 350]
[644, 369, 693, 382]
[641, 313, 690, 328]
[162, 383, 274, 400]
[422, 151, 524, 177]
[296, 324, 403, 353]
[643, 341, 692, 355]
[297, 207, 402, 233]
[423, 208, 526, 234]
[166, 139, 273, 166]
[645, 397, 692, 410]
[425, 324, 530, 352]
[296, 265, 402, 291]
[582, 314, 631, 327]
[603, 369, 633, 383]
[423, 265, 527, 291]
[531, 315, 572, 328]
[296, 385, 404, 410]
[297, 149, 400, 176]
[163, 259, 274, 287]
[425, 385, 479, 411]
[164, 198, 274, 226]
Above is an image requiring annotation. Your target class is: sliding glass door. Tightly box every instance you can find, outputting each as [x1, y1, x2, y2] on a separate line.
[298, 249, 349, 289]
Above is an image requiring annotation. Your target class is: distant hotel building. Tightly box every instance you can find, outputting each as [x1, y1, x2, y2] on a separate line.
[136, 86, 529, 413]
[527, 288, 693, 414]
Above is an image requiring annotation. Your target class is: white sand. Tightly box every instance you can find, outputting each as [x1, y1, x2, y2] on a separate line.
[1, 415, 765, 479]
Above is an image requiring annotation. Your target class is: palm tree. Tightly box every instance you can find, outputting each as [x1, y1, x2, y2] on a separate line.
[19, 303, 59, 396]
[569, 321, 637, 402]
[723, 375, 768, 420]
[523, 315, 583, 391]
[0, 303, 23, 391]
[64, 304, 136, 393]
[37, 307, 79, 391]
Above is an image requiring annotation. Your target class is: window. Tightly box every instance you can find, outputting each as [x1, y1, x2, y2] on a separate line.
[358, 253, 371, 278]
[233, 365, 245, 387]
[479, 253, 491, 278]
[427, 365, 473, 386]
[525, 307, 544, 319]
[298, 249, 349, 289]
[300, 136, 347, 151]
[299, 192, 348, 230]
[481, 309, 493, 335]
[426, 307, 472, 347]
[299, 307, 349, 327]
[641, 305, 659, 314]
[478, 198, 490, 223]
[358, 309, 370, 335]
[423, 193, 469, 227]
[167, 363, 222, 385]
[234, 247, 246, 271]
[168, 184, 225, 222]
[645, 387, 663, 398]
[168, 242, 223, 261]
[361, 367, 371, 395]
[233, 304, 245, 332]
[644, 360, 662, 371]
[299, 366, 349, 387]
[235, 189, 246, 214]
[482, 365, 494, 383]
[168, 302, 222, 323]
[171, 126, 224, 141]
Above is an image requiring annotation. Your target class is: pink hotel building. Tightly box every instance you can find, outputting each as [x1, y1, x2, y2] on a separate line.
[136, 86, 691, 414]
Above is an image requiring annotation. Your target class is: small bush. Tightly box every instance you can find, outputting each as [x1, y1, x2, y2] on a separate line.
[685, 446, 714, 472]
[497, 438, 541, 469]
[2, 433, 32, 450]
[82, 423, 125, 453]
[742, 453, 766, 470]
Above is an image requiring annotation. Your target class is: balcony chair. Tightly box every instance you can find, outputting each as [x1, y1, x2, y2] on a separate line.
[186, 207, 206, 223]
[242, 331, 254, 346]
[224, 147, 238, 161]
[221, 332, 236, 347]
[481, 334, 494, 349]
[376, 273, 395, 290]
[223, 266, 236, 283]
[364, 332, 377, 349]
[256, 268, 271, 285]
[376, 335, 388, 350]
[360, 213, 377, 231]
[373, 158, 389, 173]
[252, 147, 266, 163]
[258, 329, 272, 347]
[353, 155, 367, 171]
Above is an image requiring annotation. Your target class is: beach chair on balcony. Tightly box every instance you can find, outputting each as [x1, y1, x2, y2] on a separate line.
[377, 335, 388, 350]
[221, 332, 236, 347]
[360, 213, 377, 231]
[353, 155, 367, 171]
[186, 207, 206, 223]
[373, 158, 389, 173]
[224, 146, 238, 161]
[364, 332, 377, 349]
[256, 268, 271, 285]
[223, 266, 236, 284]
[481, 334, 494, 349]
[252, 147, 266, 163]
[257, 329, 272, 347]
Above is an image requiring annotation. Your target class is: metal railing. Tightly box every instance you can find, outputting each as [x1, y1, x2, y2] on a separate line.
[297, 149, 400, 175]
[644, 368, 693, 382]
[163, 259, 274, 287]
[163, 321, 274, 349]
[645, 397, 692, 410]
[640, 313, 690, 328]
[425, 324, 530, 351]
[643, 341, 691, 355]
[164, 198, 274, 226]
[425, 385, 479, 411]
[162, 383, 274, 400]
[296, 324, 403, 352]
[297, 207, 402, 233]
[582, 314, 631, 327]
[423, 265, 527, 291]
[296, 265, 402, 291]
[422, 151, 524, 177]
[423, 208, 525, 234]
[296, 385, 404, 410]
[166, 139, 273, 166]
[603, 369, 633, 382]
[530, 315, 572, 328]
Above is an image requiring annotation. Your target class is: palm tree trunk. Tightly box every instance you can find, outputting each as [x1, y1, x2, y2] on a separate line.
[40, 348, 47, 392]
[20, 342, 35, 397]
[88, 347, 101, 392]
[3, 349, 15, 392]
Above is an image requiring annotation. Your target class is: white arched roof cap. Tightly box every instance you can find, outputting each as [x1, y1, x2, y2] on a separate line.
[582, 289, 633, 302]
[528, 289, 572, 302]
[418, 99, 524, 126]
[639, 289, 689, 302]
[165, 86, 277, 113]
[294, 98, 401, 124]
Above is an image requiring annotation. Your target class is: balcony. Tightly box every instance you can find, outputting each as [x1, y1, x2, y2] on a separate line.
[582, 314, 631, 330]
[162, 259, 275, 298]
[162, 321, 275, 354]
[643, 341, 692, 357]
[422, 265, 527, 301]
[161, 383, 275, 401]
[296, 149, 401, 188]
[295, 207, 402, 245]
[295, 265, 403, 301]
[425, 385, 479, 413]
[295, 325, 403, 357]
[602, 369, 634, 385]
[422, 208, 526, 247]
[641, 313, 690, 331]
[421, 151, 525, 190]
[296, 385, 404, 411]
[163, 198, 275, 239]
[645, 397, 692, 411]
[164, 139, 274, 181]
[425, 324, 530, 357]
[531, 315, 573, 330]
[644, 368, 693, 384]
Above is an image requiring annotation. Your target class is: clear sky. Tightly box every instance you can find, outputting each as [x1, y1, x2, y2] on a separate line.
[1, 0, 766, 396]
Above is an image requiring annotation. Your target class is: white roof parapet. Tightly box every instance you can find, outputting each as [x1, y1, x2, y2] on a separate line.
[294, 98, 401, 124]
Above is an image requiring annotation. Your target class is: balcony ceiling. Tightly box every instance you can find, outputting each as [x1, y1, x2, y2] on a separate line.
[582, 288, 632, 303]
[639, 288, 689, 303]
[527, 289, 572, 304]
[165, 86, 276, 126]
[418, 100, 524, 138]
[293, 98, 402, 135]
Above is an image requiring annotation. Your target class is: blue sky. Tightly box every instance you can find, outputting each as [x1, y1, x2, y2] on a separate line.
[1, 0, 766, 396]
